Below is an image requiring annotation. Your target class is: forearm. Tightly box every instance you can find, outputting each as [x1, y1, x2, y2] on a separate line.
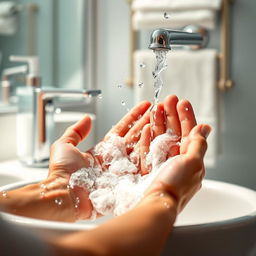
[50, 194, 177, 256]
[0, 177, 76, 222]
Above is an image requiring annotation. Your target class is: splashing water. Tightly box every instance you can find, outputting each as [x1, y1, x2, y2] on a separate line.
[152, 50, 168, 106]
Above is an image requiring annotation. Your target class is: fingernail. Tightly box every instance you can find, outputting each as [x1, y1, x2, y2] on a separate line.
[201, 125, 211, 139]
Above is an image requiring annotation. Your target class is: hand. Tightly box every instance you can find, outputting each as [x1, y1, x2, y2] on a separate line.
[138, 95, 211, 213]
[47, 101, 152, 220]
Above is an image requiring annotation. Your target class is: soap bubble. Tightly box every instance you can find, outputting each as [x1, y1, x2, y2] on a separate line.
[98, 94, 103, 100]
[117, 84, 122, 89]
[121, 100, 126, 106]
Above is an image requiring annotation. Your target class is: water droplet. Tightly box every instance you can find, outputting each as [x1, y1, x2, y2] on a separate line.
[137, 114, 142, 120]
[138, 82, 144, 88]
[139, 63, 146, 68]
[55, 198, 63, 206]
[40, 183, 46, 189]
[121, 100, 126, 106]
[164, 12, 171, 19]
[117, 84, 122, 89]
[164, 202, 171, 208]
[55, 108, 62, 114]
[159, 193, 164, 197]
[1, 191, 7, 198]
[185, 107, 189, 111]
[144, 152, 147, 155]
[176, 141, 181, 146]
[40, 191, 45, 198]
[66, 184, 71, 190]
[98, 94, 103, 100]
[128, 124, 132, 128]
[74, 197, 80, 208]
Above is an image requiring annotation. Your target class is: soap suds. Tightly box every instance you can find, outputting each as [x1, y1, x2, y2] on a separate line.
[69, 132, 179, 218]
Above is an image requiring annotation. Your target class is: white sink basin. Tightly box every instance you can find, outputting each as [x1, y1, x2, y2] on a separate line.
[1, 179, 256, 255]
[0, 173, 22, 187]
[0, 160, 48, 186]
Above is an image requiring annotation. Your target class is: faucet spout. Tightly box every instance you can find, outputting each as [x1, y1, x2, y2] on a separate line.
[149, 28, 204, 50]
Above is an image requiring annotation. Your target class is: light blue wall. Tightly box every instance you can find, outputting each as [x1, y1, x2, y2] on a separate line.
[0, 0, 85, 88]
[0, 0, 55, 86]
[96, 0, 256, 190]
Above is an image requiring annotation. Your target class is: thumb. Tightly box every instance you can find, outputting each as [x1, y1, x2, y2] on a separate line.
[59, 115, 92, 146]
[186, 124, 211, 159]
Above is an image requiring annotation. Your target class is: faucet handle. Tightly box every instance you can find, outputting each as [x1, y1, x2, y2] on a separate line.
[2, 65, 27, 79]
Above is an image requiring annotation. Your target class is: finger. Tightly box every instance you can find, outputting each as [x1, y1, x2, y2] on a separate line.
[164, 95, 181, 136]
[139, 124, 151, 175]
[177, 100, 197, 138]
[125, 107, 150, 146]
[186, 124, 211, 159]
[59, 115, 92, 146]
[107, 101, 151, 138]
[150, 103, 165, 139]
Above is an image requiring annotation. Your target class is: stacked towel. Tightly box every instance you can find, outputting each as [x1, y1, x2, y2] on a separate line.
[133, 10, 216, 30]
[134, 49, 219, 167]
[0, 2, 18, 35]
[132, 0, 222, 30]
[132, 0, 222, 12]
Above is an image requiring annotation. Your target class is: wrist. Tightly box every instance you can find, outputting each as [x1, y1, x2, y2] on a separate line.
[138, 187, 178, 223]
[1, 177, 77, 222]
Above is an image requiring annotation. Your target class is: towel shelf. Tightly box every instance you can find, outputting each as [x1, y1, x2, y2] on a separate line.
[126, 0, 234, 91]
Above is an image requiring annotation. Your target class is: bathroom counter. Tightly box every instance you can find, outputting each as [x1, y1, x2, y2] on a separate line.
[0, 160, 48, 187]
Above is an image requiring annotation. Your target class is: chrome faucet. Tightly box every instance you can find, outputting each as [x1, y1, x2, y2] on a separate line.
[24, 88, 101, 167]
[149, 28, 204, 50]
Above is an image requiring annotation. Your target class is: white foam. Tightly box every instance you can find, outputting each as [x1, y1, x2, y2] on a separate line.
[69, 132, 179, 217]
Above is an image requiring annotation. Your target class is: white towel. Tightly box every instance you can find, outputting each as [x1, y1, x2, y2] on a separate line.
[0, 2, 17, 17]
[132, 0, 222, 12]
[0, 2, 17, 35]
[133, 10, 216, 30]
[134, 49, 219, 167]
[0, 16, 17, 35]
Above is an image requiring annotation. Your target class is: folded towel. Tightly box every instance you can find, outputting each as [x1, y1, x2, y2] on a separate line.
[0, 16, 17, 35]
[132, 0, 222, 12]
[133, 9, 216, 30]
[0, 2, 17, 17]
[134, 49, 219, 167]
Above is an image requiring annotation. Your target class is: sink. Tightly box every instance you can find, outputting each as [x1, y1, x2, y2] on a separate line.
[0, 173, 22, 186]
[1, 179, 256, 255]
[0, 160, 47, 186]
